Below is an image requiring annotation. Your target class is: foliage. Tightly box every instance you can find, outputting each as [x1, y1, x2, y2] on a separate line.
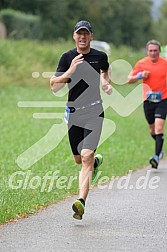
[0, 39, 74, 88]
[153, 0, 167, 44]
[0, 8, 41, 39]
[0, 0, 156, 48]
[90, 0, 154, 48]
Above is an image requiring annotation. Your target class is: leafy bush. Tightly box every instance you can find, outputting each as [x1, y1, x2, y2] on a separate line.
[0, 8, 41, 39]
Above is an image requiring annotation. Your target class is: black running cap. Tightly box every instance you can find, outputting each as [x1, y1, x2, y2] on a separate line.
[74, 20, 93, 33]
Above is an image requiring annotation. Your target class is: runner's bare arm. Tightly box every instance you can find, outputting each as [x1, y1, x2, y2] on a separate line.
[101, 68, 112, 95]
[50, 54, 84, 93]
[128, 70, 150, 83]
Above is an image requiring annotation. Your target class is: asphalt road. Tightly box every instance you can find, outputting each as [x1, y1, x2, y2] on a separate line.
[0, 159, 167, 252]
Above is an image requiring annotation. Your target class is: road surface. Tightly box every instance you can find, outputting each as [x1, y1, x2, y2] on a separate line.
[0, 159, 167, 251]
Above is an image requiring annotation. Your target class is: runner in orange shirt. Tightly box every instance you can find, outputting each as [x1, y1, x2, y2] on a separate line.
[128, 40, 167, 168]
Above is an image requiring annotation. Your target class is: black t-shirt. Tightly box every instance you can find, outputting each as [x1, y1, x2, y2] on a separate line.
[55, 48, 109, 108]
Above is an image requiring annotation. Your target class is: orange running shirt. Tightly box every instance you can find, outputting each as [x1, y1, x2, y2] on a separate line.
[131, 56, 167, 100]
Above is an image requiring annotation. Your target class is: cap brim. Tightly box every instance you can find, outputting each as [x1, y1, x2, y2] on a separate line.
[74, 26, 91, 33]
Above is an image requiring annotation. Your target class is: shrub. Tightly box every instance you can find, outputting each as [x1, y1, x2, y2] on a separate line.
[0, 8, 41, 39]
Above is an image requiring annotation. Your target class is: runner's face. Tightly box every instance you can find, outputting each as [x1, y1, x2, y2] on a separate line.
[147, 44, 160, 62]
[73, 29, 93, 53]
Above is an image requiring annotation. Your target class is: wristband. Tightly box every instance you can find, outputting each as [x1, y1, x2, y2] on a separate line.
[137, 72, 143, 79]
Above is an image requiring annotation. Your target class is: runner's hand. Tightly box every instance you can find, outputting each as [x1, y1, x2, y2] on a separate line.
[68, 54, 84, 75]
[142, 70, 150, 78]
[102, 82, 112, 95]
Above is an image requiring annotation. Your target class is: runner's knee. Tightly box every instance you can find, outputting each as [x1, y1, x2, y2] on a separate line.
[81, 149, 94, 166]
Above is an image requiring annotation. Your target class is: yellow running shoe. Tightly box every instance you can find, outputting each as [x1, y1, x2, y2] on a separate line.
[72, 199, 85, 220]
[91, 154, 103, 185]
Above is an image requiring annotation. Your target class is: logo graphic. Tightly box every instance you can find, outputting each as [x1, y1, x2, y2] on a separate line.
[16, 60, 148, 169]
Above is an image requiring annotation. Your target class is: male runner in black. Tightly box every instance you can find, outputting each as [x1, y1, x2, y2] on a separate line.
[50, 20, 112, 219]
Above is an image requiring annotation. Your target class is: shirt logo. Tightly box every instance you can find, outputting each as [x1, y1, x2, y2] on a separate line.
[89, 61, 99, 64]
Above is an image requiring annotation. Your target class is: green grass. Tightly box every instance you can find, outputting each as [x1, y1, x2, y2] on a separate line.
[0, 40, 166, 224]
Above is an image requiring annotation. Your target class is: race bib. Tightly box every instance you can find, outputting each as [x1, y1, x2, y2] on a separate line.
[64, 107, 70, 124]
[146, 91, 162, 103]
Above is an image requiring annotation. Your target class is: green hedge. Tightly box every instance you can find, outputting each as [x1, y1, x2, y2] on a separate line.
[0, 9, 41, 39]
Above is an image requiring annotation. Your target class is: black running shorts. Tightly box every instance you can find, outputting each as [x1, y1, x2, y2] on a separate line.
[67, 104, 104, 155]
[143, 99, 167, 125]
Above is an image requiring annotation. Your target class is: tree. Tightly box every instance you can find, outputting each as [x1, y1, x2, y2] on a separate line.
[153, 0, 167, 44]
[0, 0, 156, 48]
[86, 0, 153, 48]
